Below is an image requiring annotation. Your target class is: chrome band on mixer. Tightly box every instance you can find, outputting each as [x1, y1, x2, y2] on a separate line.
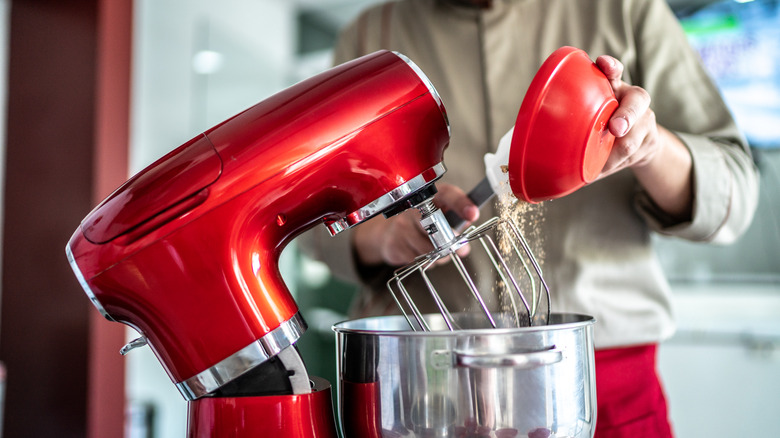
[325, 163, 447, 235]
[176, 312, 307, 400]
[66, 243, 115, 322]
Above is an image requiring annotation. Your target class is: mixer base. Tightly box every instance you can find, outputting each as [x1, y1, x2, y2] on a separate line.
[186, 375, 338, 438]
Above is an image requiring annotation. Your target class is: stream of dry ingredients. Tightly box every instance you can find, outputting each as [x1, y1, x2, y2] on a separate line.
[495, 185, 547, 326]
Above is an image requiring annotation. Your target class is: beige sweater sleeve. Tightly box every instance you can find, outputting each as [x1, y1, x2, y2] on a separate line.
[627, 0, 759, 244]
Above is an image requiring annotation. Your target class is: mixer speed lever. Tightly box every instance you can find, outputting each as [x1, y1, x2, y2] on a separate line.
[120, 336, 148, 355]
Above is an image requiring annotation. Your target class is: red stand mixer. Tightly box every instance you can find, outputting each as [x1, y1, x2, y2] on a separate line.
[67, 50, 450, 437]
[67, 47, 617, 437]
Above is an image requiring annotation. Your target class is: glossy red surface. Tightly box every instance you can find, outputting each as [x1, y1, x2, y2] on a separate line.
[186, 378, 338, 437]
[509, 46, 618, 203]
[67, 50, 450, 384]
[340, 380, 382, 438]
[83, 134, 221, 244]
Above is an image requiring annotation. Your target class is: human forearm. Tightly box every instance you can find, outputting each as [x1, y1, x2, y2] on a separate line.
[631, 126, 693, 222]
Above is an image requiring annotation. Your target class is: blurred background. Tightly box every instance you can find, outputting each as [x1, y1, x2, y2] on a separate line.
[0, 0, 777, 437]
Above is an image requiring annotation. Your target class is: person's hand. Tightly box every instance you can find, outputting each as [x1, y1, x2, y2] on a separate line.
[595, 55, 661, 176]
[594, 55, 693, 220]
[352, 183, 479, 267]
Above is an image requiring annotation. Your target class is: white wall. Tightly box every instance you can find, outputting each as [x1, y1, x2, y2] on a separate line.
[130, 0, 297, 173]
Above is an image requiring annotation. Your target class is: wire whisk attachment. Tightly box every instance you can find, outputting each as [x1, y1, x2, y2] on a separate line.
[387, 216, 550, 331]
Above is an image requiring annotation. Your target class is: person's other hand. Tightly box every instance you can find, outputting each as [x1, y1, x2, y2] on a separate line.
[595, 55, 661, 176]
[352, 183, 479, 267]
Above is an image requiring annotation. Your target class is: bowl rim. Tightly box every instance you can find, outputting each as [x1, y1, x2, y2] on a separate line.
[332, 312, 596, 336]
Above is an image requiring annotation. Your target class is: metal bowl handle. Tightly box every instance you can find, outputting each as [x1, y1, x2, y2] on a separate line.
[453, 348, 563, 369]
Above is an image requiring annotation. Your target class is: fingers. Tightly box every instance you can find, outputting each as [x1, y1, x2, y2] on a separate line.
[596, 55, 650, 137]
[601, 110, 658, 175]
[435, 183, 480, 224]
[602, 96, 659, 175]
[593, 55, 658, 176]
[387, 209, 473, 267]
[382, 210, 433, 266]
[595, 55, 624, 90]
[354, 183, 480, 268]
[609, 85, 651, 138]
[594, 55, 652, 139]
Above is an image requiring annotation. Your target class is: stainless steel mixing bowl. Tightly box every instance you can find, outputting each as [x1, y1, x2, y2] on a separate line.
[333, 313, 596, 438]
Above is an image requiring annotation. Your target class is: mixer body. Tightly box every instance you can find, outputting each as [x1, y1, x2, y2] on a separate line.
[66, 48, 450, 410]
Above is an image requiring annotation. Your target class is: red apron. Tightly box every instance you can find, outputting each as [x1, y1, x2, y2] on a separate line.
[594, 344, 674, 438]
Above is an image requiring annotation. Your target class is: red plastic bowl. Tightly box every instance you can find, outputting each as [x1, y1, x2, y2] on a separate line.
[509, 46, 619, 203]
